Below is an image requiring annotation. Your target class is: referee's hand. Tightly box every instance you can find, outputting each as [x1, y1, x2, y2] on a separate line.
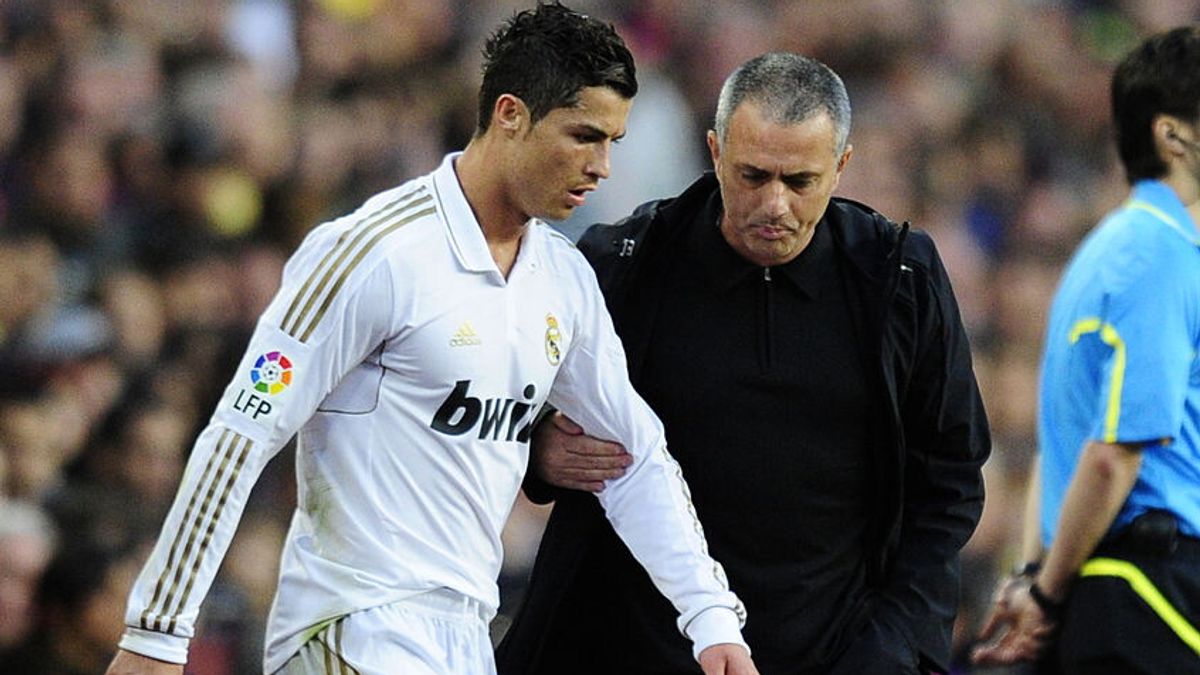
[699, 643, 759, 675]
[533, 411, 632, 492]
[970, 579, 1057, 666]
[105, 649, 183, 674]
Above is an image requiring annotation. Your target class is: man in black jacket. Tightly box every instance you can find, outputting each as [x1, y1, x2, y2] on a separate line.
[496, 52, 990, 675]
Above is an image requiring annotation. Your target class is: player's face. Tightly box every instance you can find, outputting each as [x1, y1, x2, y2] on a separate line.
[708, 102, 851, 267]
[510, 86, 631, 222]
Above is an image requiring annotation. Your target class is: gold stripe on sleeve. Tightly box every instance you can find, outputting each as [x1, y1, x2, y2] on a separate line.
[284, 193, 433, 340]
[140, 428, 232, 630]
[296, 205, 436, 343]
[281, 186, 428, 333]
[166, 434, 254, 633]
[153, 430, 243, 631]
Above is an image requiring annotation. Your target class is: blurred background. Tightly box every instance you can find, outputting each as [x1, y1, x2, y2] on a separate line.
[0, 0, 1193, 673]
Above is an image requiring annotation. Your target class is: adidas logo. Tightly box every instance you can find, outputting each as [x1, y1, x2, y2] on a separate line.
[449, 322, 482, 347]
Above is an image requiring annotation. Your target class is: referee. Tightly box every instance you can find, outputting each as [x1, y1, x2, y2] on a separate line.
[974, 25, 1200, 674]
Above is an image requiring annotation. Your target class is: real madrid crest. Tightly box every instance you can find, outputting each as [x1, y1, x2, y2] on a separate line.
[544, 313, 562, 366]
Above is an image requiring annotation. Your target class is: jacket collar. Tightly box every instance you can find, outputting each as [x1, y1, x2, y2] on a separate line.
[686, 208, 834, 299]
[823, 196, 907, 284]
[652, 172, 903, 293]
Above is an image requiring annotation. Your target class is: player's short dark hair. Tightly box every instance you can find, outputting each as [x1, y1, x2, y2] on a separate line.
[1113, 26, 1200, 182]
[476, 1, 636, 134]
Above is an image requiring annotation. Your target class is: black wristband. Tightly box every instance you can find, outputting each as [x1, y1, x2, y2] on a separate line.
[1028, 582, 1063, 620]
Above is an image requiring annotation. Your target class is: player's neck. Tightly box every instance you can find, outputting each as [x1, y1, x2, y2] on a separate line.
[456, 141, 529, 239]
[454, 144, 526, 278]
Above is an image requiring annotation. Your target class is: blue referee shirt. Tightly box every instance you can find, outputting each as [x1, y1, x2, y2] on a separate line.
[1039, 179, 1200, 544]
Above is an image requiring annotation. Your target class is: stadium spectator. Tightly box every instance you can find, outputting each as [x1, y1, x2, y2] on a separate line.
[0, 500, 57, 660]
[4, 540, 142, 675]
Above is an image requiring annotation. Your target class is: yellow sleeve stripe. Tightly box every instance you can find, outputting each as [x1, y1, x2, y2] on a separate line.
[1068, 318, 1126, 443]
[1081, 557, 1200, 656]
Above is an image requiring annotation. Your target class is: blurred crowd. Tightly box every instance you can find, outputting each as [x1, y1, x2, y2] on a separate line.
[0, 1, 1196, 673]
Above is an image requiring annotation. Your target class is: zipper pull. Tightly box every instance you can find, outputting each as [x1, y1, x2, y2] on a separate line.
[763, 267, 772, 281]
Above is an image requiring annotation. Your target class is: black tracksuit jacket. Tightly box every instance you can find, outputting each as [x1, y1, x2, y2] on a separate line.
[497, 173, 990, 674]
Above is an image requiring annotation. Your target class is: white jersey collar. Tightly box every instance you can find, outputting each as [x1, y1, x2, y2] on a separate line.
[431, 152, 542, 275]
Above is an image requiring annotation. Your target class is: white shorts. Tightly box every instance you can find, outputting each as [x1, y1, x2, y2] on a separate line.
[274, 588, 496, 675]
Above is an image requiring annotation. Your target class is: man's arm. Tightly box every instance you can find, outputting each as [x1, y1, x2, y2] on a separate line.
[874, 237, 990, 669]
[108, 225, 402, 670]
[547, 256, 752, 665]
[972, 440, 1142, 665]
[530, 411, 631, 493]
[520, 216, 645, 504]
[1037, 441, 1142, 599]
[1020, 458, 1045, 565]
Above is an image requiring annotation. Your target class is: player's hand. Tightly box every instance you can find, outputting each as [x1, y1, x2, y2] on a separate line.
[105, 649, 184, 674]
[533, 412, 631, 492]
[970, 578, 1058, 666]
[698, 643, 759, 675]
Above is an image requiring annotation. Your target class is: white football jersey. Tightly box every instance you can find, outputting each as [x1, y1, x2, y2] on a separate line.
[119, 154, 746, 671]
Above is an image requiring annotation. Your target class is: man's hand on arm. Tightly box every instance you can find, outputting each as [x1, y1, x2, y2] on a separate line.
[533, 411, 632, 492]
[105, 649, 183, 675]
[698, 644, 759, 675]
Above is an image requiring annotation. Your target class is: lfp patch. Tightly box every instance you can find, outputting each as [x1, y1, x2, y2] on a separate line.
[251, 351, 293, 395]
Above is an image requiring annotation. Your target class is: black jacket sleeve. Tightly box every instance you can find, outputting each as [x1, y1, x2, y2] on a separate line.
[876, 232, 990, 671]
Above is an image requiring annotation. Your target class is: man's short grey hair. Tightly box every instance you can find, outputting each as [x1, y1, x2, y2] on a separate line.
[714, 53, 852, 155]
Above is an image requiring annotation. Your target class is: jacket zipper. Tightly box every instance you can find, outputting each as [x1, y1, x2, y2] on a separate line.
[760, 267, 773, 371]
[869, 221, 911, 581]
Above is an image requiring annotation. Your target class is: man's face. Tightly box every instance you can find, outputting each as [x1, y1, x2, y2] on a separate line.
[506, 86, 631, 222]
[708, 101, 851, 267]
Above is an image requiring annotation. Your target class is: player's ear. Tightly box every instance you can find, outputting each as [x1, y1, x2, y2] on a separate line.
[493, 94, 529, 137]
